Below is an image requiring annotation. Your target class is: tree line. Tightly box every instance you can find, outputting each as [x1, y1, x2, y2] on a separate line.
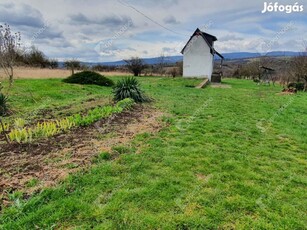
[229, 55, 307, 91]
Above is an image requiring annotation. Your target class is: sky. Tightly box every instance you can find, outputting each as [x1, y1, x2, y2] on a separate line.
[0, 0, 306, 62]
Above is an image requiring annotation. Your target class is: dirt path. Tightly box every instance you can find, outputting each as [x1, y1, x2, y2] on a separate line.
[0, 105, 164, 206]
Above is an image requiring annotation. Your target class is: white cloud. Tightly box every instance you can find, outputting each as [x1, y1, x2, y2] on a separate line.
[163, 15, 180, 25]
[0, 0, 305, 61]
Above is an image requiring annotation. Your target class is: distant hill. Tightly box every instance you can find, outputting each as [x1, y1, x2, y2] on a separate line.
[220, 51, 300, 60]
[98, 56, 183, 66]
[59, 51, 302, 68]
[99, 51, 301, 66]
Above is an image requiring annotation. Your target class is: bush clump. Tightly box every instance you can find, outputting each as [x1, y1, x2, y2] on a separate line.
[288, 82, 304, 91]
[63, 71, 114, 86]
[113, 77, 150, 103]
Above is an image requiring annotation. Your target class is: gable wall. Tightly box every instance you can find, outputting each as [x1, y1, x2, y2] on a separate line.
[182, 35, 214, 80]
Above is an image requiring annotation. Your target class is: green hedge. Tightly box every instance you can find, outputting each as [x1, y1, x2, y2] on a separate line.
[63, 71, 114, 86]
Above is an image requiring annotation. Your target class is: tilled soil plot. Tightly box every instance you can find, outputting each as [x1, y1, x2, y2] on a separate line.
[0, 105, 164, 206]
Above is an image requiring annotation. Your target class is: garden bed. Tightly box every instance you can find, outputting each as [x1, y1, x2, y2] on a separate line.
[0, 105, 164, 206]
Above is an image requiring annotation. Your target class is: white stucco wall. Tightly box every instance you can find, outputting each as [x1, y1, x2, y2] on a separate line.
[182, 36, 214, 80]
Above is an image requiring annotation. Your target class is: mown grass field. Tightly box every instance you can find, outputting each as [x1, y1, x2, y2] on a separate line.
[3, 78, 112, 120]
[1, 77, 307, 229]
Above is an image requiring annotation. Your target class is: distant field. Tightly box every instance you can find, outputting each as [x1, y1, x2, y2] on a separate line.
[0, 67, 131, 80]
[0, 77, 306, 229]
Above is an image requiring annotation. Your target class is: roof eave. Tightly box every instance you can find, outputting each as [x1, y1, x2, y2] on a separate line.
[181, 28, 221, 56]
[214, 49, 224, 59]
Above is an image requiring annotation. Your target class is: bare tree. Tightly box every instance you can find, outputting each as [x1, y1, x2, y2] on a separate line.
[157, 54, 166, 76]
[49, 59, 59, 69]
[234, 56, 274, 83]
[124, 57, 146, 76]
[0, 24, 21, 86]
[291, 53, 307, 91]
[168, 67, 178, 78]
[23, 46, 49, 68]
[279, 58, 294, 87]
[241, 61, 261, 80]
[64, 59, 81, 75]
[176, 61, 183, 76]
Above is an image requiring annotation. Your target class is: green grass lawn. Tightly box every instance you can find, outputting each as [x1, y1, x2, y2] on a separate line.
[3, 78, 113, 121]
[1, 78, 307, 229]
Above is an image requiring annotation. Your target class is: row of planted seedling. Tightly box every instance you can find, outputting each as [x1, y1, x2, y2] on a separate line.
[1, 98, 135, 144]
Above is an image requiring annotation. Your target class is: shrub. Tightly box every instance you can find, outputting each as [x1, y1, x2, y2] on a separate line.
[63, 71, 114, 87]
[113, 77, 150, 102]
[0, 93, 9, 116]
[288, 82, 304, 91]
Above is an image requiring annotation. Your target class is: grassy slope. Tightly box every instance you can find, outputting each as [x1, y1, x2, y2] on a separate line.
[3, 78, 113, 121]
[1, 78, 307, 229]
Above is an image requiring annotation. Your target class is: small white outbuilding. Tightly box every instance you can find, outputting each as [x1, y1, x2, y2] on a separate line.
[181, 28, 224, 82]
